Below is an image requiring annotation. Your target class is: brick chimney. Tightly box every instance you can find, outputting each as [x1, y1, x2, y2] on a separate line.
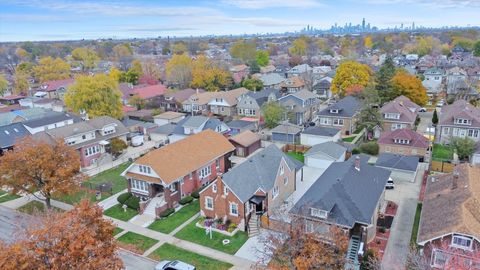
[354, 156, 361, 171]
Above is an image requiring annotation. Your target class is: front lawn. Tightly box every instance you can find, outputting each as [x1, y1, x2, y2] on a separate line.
[104, 204, 138, 221]
[286, 152, 304, 163]
[149, 243, 233, 270]
[410, 203, 422, 246]
[149, 200, 200, 234]
[0, 193, 21, 203]
[175, 218, 248, 255]
[342, 136, 356, 142]
[17, 201, 63, 214]
[117, 232, 158, 254]
[113, 227, 124, 236]
[432, 144, 453, 161]
[53, 162, 130, 205]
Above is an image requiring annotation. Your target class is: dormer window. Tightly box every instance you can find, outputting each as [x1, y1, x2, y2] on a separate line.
[103, 126, 116, 135]
[310, 208, 328, 219]
[394, 138, 410, 144]
[451, 234, 473, 250]
[139, 165, 151, 174]
[455, 118, 471, 125]
[330, 109, 339, 114]
[385, 113, 400, 120]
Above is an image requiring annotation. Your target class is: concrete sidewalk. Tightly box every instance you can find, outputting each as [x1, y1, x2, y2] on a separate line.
[97, 189, 128, 210]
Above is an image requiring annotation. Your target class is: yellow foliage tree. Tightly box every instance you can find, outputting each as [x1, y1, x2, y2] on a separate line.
[71, 47, 99, 71]
[230, 40, 256, 62]
[331, 61, 372, 97]
[0, 74, 8, 96]
[191, 56, 231, 92]
[364, 36, 373, 49]
[113, 44, 132, 59]
[289, 37, 308, 56]
[108, 67, 123, 82]
[65, 74, 123, 119]
[165, 54, 193, 88]
[172, 42, 188, 55]
[33, 57, 71, 83]
[390, 70, 428, 106]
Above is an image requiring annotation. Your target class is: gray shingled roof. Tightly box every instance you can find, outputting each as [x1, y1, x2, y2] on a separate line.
[304, 141, 346, 159]
[317, 96, 361, 118]
[302, 126, 340, 137]
[0, 122, 31, 149]
[223, 145, 303, 203]
[183, 116, 208, 128]
[271, 123, 303, 135]
[22, 112, 79, 128]
[227, 120, 254, 129]
[375, 153, 419, 172]
[151, 123, 176, 135]
[291, 154, 391, 228]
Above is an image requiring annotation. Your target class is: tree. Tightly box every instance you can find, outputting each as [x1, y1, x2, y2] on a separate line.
[0, 74, 8, 96]
[141, 59, 161, 83]
[33, 57, 71, 83]
[230, 40, 256, 62]
[165, 54, 193, 88]
[71, 47, 99, 71]
[109, 138, 127, 158]
[432, 109, 438, 125]
[172, 42, 188, 55]
[0, 200, 123, 269]
[128, 94, 145, 110]
[474, 40, 480, 57]
[364, 36, 374, 49]
[65, 74, 123, 119]
[120, 60, 143, 85]
[357, 86, 383, 133]
[190, 56, 231, 92]
[288, 55, 303, 67]
[262, 102, 285, 129]
[375, 57, 396, 95]
[331, 60, 372, 97]
[0, 137, 82, 209]
[289, 37, 308, 56]
[241, 77, 263, 91]
[255, 50, 269, 67]
[113, 44, 133, 70]
[108, 67, 123, 82]
[390, 70, 428, 106]
[450, 137, 476, 160]
[248, 60, 260, 74]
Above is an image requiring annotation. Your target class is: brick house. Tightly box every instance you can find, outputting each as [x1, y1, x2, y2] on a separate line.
[378, 128, 429, 159]
[417, 164, 480, 269]
[38, 79, 75, 100]
[122, 130, 235, 208]
[228, 130, 261, 157]
[435, 100, 480, 144]
[317, 96, 361, 135]
[199, 145, 303, 232]
[380, 95, 420, 132]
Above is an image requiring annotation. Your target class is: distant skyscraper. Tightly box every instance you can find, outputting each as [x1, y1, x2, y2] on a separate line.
[412, 22, 415, 30]
[362, 18, 366, 29]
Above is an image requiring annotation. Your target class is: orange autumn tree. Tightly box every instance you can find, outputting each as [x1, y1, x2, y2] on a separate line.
[0, 200, 123, 270]
[389, 70, 428, 106]
[0, 137, 82, 208]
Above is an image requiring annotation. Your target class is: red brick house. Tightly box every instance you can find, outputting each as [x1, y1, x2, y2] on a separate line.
[228, 130, 261, 157]
[378, 128, 429, 160]
[380, 95, 420, 132]
[122, 130, 235, 208]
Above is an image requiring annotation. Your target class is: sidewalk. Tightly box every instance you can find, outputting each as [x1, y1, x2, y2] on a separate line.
[97, 189, 128, 210]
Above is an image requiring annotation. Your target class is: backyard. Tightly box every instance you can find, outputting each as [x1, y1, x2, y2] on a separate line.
[175, 218, 248, 255]
[53, 162, 130, 205]
[149, 200, 200, 234]
[104, 204, 138, 222]
[432, 144, 453, 161]
[117, 232, 158, 254]
[286, 152, 304, 163]
[149, 243, 233, 270]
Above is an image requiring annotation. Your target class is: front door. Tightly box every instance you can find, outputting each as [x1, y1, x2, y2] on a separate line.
[255, 201, 263, 214]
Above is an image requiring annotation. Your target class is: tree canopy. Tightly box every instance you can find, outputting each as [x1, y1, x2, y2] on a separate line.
[190, 56, 231, 92]
[289, 37, 308, 56]
[0, 74, 8, 96]
[65, 74, 123, 119]
[474, 40, 480, 57]
[255, 50, 269, 67]
[331, 60, 372, 97]
[390, 70, 428, 106]
[241, 77, 263, 91]
[165, 54, 193, 89]
[262, 102, 285, 129]
[71, 47, 99, 71]
[230, 40, 256, 63]
[33, 56, 71, 83]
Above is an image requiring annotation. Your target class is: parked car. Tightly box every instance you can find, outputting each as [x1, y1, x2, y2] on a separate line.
[155, 260, 196, 270]
[385, 177, 395, 189]
[131, 134, 144, 147]
[418, 107, 427, 112]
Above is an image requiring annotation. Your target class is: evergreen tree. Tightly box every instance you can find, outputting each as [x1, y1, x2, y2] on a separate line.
[375, 57, 396, 101]
[432, 109, 438, 125]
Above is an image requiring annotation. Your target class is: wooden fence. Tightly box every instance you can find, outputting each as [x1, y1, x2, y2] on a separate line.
[281, 144, 311, 154]
[430, 160, 455, 173]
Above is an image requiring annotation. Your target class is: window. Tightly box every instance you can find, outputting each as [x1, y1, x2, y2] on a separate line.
[280, 165, 284, 175]
[84, 145, 100, 157]
[456, 118, 471, 125]
[272, 185, 279, 199]
[385, 113, 400, 119]
[229, 202, 238, 216]
[139, 165, 151, 174]
[284, 176, 288, 185]
[333, 119, 344, 126]
[305, 221, 314, 233]
[391, 123, 406, 130]
[199, 165, 212, 179]
[443, 127, 450, 135]
[224, 186, 229, 195]
[82, 135, 86, 140]
[329, 109, 338, 114]
[311, 208, 328, 219]
[170, 182, 179, 193]
[131, 179, 148, 193]
[319, 117, 332, 125]
[205, 197, 213, 210]
[452, 234, 473, 249]
[432, 249, 447, 267]
[216, 159, 220, 169]
[394, 138, 410, 144]
[212, 183, 217, 193]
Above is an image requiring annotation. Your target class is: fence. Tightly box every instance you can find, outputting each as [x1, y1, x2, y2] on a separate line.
[281, 144, 311, 154]
[430, 160, 455, 173]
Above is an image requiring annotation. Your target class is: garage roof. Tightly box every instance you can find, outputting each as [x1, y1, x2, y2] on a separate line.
[304, 141, 346, 160]
[375, 153, 419, 172]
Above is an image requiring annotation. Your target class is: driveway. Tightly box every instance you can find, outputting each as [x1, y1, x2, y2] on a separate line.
[381, 163, 427, 269]
[119, 250, 157, 270]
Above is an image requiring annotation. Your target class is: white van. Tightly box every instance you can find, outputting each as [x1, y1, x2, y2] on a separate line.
[386, 177, 395, 189]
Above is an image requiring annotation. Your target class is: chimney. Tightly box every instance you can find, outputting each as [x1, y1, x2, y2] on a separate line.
[196, 88, 199, 94]
[354, 156, 361, 171]
[452, 171, 459, 190]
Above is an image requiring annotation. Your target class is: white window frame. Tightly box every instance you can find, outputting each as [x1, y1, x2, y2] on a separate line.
[216, 159, 220, 169]
[199, 165, 212, 179]
[451, 234, 473, 250]
[229, 202, 239, 216]
[305, 220, 314, 233]
[310, 208, 328, 219]
[333, 118, 344, 126]
[320, 117, 332, 125]
[280, 165, 284, 175]
[224, 186, 229, 195]
[432, 249, 447, 268]
[205, 196, 214, 210]
[212, 183, 217, 193]
[284, 176, 288, 186]
[272, 185, 279, 199]
[131, 179, 149, 193]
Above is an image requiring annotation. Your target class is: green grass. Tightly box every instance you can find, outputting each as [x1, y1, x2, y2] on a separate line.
[410, 203, 422, 246]
[113, 227, 124, 236]
[117, 232, 158, 253]
[149, 243, 233, 270]
[0, 190, 6, 196]
[104, 204, 138, 221]
[17, 200, 63, 214]
[432, 144, 453, 161]
[175, 218, 248, 255]
[342, 136, 356, 142]
[149, 200, 200, 234]
[0, 193, 21, 203]
[286, 152, 304, 163]
[53, 162, 130, 205]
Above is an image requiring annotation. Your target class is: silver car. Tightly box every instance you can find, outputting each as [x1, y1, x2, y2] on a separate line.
[155, 260, 196, 270]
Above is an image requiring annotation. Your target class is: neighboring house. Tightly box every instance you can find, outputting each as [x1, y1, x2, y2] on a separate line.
[0, 108, 67, 127]
[207, 87, 249, 117]
[37, 116, 129, 168]
[150, 124, 176, 147]
[417, 164, 480, 269]
[200, 145, 303, 232]
[260, 65, 276, 74]
[422, 68, 444, 95]
[435, 100, 480, 144]
[21, 112, 79, 134]
[375, 153, 420, 182]
[271, 123, 303, 143]
[0, 122, 30, 154]
[279, 76, 306, 93]
[446, 67, 468, 95]
[279, 89, 319, 125]
[161, 88, 205, 112]
[128, 83, 167, 104]
[122, 130, 235, 208]
[290, 155, 391, 259]
[378, 128, 429, 160]
[287, 64, 312, 77]
[37, 79, 75, 100]
[21, 98, 65, 112]
[313, 77, 332, 98]
[226, 120, 257, 135]
[182, 91, 218, 114]
[380, 95, 420, 132]
[317, 96, 361, 135]
[258, 73, 285, 89]
[121, 118, 158, 136]
[230, 64, 249, 84]
[304, 141, 347, 169]
[236, 88, 280, 121]
[168, 116, 230, 143]
[0, 95, 26, 105]
[229, 130, 262, 158]
[153, 111, 186, 127]
[300, 126, 341, 146]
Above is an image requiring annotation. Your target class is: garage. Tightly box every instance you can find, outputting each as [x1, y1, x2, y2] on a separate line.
[375, 153, 420, 183]
[304, 142, 347, 169]
[300, 126, 341, 146]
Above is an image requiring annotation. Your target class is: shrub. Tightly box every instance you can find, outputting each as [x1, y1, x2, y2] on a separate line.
[179, 196, 193, 205]
[160, 208, 174, 218]
[125, 195, 140, 210]
[117, 192, 132, 205]
[359, 142, 379, 155]
[191, 190, 200, 199]
[379, 226, 386, 233]
[352, 148, 361, 154]
[227, 223, 237, 233]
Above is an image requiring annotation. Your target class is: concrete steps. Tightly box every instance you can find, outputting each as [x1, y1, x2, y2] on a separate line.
[248, 215, 259, 237]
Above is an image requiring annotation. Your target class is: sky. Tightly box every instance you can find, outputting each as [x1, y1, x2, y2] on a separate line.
[0, 0, 479, 42]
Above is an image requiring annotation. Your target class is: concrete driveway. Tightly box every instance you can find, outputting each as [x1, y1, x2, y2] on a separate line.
[381, 163, 427, 269]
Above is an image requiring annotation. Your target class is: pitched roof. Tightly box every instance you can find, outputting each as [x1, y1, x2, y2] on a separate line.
[417, 164, 480, 244]
[291, 154, 391, 228]
[229, 130, 261, 147]
[259, 73, 285, 86]
[317, 96, 361, 118]
[153, 111, 186, 120]
[279, 76, 305, 88]
[438, 100, 480, 128]
[208, 87, 249, 106]
[290, 89, 318, 100]
[131, 130, 235, 184]
[182, 91, 218, 106]
[223, 145, 302, 202]
[271, 123, 303, 135]
[304, 141, 347, 159]
[164, 88, 205, 103]
[0, 122, 30, 149]
[230, 64, 248, 72]
[131, 84, 167, 99]
[380, 96, 418, 123]
[42, 79, 74, 92]
[22, 112, 79, 129]
[226, 120, 255, 129]
[375, 153, 419, 172]
[302, 126, 341, 137]
[378, 128, 429, 149]
[183, 116, 209, 128]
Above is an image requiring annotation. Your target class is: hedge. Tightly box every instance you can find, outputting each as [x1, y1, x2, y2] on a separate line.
[117, 192, 132, 205]
[191, 191, 200, 199]
[125, 195, 140, 210]
[352, 148, 361, 154]
[359, 142, 379, 155]
[160, 208, 175, 218]
[179, 196, 193, 205]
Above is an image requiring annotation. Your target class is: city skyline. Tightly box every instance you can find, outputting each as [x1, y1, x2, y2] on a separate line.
[1, 0, 480, 42]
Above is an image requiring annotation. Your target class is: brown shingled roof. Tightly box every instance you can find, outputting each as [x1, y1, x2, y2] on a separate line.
[229, 130, 261, 147]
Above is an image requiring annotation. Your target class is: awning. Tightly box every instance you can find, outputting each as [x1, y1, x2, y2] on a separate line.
[249, 195, 265, 205]
[99, 140, 110, 146]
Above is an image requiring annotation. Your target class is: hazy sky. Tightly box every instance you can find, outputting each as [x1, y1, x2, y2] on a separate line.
[1, 0, 479, 41]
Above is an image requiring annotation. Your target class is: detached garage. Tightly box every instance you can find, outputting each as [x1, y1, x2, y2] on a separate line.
[300, 126, 341, 146]
[304, 142, 347, 169]
[375, 153, 420, 183]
